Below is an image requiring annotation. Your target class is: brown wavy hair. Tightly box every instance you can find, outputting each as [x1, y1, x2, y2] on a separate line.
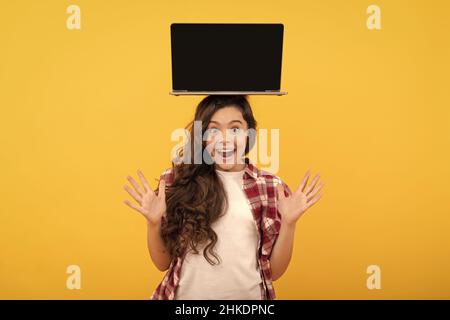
[158, 95, 257, 265]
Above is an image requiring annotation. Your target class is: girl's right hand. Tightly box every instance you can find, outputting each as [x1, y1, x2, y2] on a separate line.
[123, 170, 166, 225]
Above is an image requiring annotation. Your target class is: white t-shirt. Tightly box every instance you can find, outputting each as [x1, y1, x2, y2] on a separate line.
[174, 168, 263, 300]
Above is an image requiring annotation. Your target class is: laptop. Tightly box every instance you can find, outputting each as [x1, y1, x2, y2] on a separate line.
[170, 23, 287, 96]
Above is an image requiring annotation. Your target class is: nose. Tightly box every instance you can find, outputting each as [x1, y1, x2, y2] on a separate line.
[216, 131, 234, 149]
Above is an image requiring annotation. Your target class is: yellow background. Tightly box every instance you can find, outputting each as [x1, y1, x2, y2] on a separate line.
[1, 0, 449, 299]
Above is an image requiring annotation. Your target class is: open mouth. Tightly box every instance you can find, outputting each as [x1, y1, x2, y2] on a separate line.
[215, 148, 235, 160]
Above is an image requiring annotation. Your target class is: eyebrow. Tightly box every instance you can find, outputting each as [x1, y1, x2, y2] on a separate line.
[209, 120, 243, 125]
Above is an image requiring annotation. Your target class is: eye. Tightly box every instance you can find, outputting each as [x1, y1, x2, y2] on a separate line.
[230, 127, 241, 135]
[207, 128, 219, 136]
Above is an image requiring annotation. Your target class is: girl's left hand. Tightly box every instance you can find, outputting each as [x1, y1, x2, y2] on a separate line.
[276, 170, 324, 225]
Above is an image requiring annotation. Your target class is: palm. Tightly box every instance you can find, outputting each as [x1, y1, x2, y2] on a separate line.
[278, 192, 308, 223]
[141, 192, 166, 223]
[123, 170, 166, 224]
[277, 170, 324, 225]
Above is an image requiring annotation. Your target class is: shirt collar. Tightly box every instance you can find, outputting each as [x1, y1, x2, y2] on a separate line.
[244, 157, 259, 180]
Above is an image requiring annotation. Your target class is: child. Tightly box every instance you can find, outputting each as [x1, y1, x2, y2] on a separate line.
[124, 95, 324, 300]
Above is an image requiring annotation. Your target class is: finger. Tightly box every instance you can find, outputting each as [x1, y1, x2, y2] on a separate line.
[127, 175, 144, 196]
[296, 169, 311, 194]
[307, 181, 325, 202]
[137, 170, 151, 193]
[305, 192, 323, 210]
[158, 179, 166, 199]
[123, 184, 142, 204]
[276, 183, 286, 200]
[123, 199, 145, 215]
[304, 173, 321, 195]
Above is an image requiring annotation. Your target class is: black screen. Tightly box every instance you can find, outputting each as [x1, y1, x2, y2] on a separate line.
[171, 23, 284, 92]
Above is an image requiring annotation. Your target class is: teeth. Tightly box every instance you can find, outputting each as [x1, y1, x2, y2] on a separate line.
[218, 150, 234, 157]
[215, 146, 235, 158]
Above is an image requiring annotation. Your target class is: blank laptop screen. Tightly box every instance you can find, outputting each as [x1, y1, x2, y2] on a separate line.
[170, 23, 284, 92]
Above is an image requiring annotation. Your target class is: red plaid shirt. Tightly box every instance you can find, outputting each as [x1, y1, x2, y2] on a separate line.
[150, 158, 292, 300]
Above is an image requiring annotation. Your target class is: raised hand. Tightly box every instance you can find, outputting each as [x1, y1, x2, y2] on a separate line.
[123, 170, 166, 225]
[276, 170, 324, 225]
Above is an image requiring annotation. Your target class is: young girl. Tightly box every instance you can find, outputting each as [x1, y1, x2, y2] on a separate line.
[123, 95, 324, 300]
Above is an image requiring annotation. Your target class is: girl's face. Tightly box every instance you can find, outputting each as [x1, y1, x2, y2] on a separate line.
[205, 106, 249, 172]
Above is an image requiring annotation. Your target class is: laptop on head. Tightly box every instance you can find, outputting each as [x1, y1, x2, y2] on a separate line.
[170, 23, 287, 96]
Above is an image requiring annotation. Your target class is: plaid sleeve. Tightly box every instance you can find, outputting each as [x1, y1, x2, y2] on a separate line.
[274, 176, 293, 230]
[260, 175, 292, 269]
[274, 175, 292, 200]
[280, 179, 292, 198]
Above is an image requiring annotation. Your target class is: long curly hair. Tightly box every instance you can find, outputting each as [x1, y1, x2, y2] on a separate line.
[159, 95, 257, 265]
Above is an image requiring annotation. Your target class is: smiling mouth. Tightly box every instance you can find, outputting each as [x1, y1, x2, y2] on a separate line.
[215, 148, 235, 159]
